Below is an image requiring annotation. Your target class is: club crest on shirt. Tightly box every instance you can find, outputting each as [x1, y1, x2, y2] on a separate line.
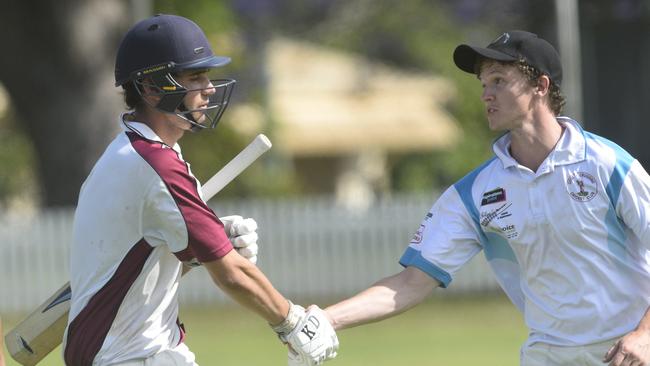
[566, 171, 598, 202]
[481, 187, 506, 206]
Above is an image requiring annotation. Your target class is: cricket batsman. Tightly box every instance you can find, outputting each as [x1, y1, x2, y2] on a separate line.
[63, 14, 338, 365]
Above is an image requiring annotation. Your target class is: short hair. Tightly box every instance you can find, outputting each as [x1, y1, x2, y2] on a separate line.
[515, 59, 565, 115]
[122, 82, 144, 111]
[477, 58, 566, 116]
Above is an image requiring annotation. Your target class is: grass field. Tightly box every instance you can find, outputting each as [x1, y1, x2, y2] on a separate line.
[2, 294, 526, 365]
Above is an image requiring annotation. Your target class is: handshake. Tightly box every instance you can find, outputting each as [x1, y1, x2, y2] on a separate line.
[272, 302, 339, 366]
[220, 215, 339, 364]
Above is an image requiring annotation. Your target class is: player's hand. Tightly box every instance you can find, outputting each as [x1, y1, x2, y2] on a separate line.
[220, 215, 259, 264]
[284, 305, 339, 365]
[603, 328, 650, 366]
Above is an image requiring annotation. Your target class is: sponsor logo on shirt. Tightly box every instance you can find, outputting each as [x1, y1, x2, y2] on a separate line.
[566, 171, 598, 202]
[481, 187, 506, 206]
[410, 224, 425, 244]
[499, 224, 519, 239]
[480, 202, 519, 239]
[480, 202, 512, 227]
[410, 212, 433, 244]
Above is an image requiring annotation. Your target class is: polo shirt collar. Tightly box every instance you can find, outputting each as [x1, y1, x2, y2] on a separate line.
[492, 117, 586, 170]
[120, 113, 182, 154]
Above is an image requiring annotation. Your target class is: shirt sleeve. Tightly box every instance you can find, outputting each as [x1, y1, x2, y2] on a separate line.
[141, 164, 233, 263]
[616, 159, 650, 247]
[400, 186, 483, 288]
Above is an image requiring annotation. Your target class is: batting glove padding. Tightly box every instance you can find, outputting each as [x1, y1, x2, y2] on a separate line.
[284, 306, 339, 366]
[219, 215, 259, 264]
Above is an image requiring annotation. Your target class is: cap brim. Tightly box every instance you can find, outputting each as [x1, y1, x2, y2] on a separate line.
[453, 45, 517, 74]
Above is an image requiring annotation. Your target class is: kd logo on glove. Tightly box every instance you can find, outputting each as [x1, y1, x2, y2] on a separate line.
[301, 316, 320, 340]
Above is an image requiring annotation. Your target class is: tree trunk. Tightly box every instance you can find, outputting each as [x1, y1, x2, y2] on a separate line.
[0, 0, 129, 206]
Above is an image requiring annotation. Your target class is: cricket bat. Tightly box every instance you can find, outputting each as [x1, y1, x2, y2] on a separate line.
[4, 134, 272, 365]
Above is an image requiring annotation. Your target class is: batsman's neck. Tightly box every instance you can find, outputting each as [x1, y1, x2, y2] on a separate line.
[132, 109, 189, 147]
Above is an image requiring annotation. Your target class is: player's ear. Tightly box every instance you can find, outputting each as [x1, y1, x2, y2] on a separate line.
[139, 77, 162, 103]
[535, 75, 551, 96]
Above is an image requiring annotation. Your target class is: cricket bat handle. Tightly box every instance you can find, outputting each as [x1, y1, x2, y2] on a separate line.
[202, 134, 272, 200]
[5, 134, 272, 365]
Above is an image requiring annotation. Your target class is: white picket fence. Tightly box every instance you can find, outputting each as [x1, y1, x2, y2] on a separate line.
[0, 193, 501, 313]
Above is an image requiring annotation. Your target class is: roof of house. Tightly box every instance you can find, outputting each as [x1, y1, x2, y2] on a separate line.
[229, 37, 461, 156]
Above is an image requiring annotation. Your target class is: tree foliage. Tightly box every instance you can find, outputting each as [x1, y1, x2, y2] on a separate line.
[0, 0, 557, 207]
[0, 0, 128, 208]
[0, 107, 37, 209]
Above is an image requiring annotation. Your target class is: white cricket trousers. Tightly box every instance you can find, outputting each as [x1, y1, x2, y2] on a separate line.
[520, 338, 615, 365]
[108, 343, 198, 366]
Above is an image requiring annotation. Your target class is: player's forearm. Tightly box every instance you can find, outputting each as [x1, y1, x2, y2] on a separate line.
[326, 267, 439, 330]
[325, 283, 408, 331]
[218, 268, 289, 326]
[204, 251, 289, 325]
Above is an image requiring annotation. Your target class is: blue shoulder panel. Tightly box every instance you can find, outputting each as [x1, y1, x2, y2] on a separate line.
[453, 158, 519, 263]
[584, 132, 633, 208]
[584, 132, 633, 260]
[453, 157, 497, 244]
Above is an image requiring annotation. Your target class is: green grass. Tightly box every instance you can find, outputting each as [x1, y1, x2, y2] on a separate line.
[3, 294, 526, 365]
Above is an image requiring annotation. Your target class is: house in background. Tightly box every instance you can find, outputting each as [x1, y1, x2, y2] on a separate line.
[229, 37, 461, 210]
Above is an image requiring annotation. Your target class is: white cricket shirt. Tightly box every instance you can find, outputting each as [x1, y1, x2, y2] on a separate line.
[401, 117, 650, 346]
[64, 118, 233, 365]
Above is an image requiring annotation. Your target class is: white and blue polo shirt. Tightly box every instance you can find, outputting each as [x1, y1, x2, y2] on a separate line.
[401, 117, 650, 346]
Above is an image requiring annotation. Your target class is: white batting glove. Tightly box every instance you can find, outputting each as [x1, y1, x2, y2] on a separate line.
[219, 215, 259, 264]
[273, 303, 339, 365]
[288, 350, 310, 366]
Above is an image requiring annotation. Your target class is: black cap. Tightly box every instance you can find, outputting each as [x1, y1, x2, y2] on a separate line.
[453, 30, 562, 86]
[115, 14, 231, 86]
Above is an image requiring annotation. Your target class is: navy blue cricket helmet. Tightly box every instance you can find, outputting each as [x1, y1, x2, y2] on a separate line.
[115, 14, 235, 130]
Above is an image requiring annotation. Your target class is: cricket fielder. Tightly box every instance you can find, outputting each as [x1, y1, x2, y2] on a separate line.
[63, 14, 337, 365]
[319, 30, 650, 366]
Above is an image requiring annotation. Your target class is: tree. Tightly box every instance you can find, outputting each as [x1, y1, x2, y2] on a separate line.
[0, 0, 129, 206]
